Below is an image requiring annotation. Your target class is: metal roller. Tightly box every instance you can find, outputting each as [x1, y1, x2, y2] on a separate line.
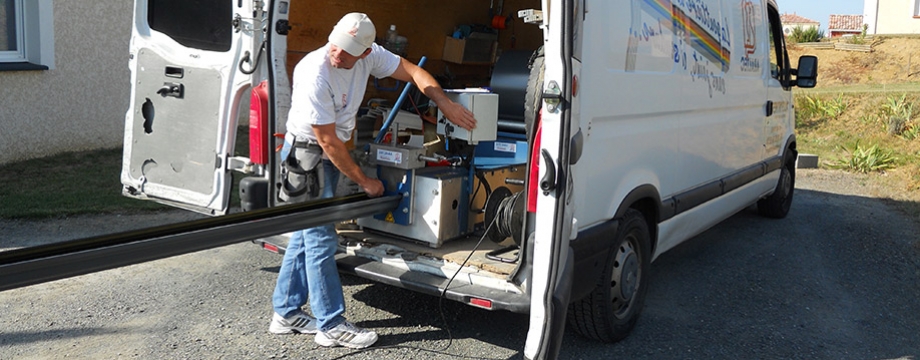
[490, 50, 535, 127]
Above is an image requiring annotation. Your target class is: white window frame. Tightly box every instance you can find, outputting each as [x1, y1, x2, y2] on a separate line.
[0, 0, 54, 69]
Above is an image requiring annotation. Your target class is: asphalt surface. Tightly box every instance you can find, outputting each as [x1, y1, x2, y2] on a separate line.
[1, 169, 919, 359]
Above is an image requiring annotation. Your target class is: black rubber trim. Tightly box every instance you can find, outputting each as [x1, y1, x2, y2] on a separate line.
[658, 154, 786, 222]
[335, 253, 531, 313]
[569, 218, 619, 302]
[721, 162, 765, 195]
[0, 62, 49, 71]
[674, 180, 723, 214]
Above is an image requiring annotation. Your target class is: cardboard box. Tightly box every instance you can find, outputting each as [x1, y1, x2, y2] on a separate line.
[442, 34, 498, 64]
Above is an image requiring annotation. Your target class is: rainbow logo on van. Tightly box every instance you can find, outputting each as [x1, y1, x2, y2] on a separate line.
[640, 0, 732, 71]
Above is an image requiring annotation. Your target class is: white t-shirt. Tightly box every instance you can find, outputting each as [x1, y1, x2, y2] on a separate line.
[287, 42, 400, 143]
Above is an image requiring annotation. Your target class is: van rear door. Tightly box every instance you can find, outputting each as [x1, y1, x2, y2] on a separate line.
[120, 0, 255, 215]
[523, 0, 576, 358]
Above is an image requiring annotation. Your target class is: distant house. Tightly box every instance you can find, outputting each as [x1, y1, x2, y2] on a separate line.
[828, 15, 865, 37]
[780, 13, 820, 37]
[863, 0, 920, 35]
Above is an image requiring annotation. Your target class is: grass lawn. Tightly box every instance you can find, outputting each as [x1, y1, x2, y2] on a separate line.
[0, 128, 249, 220]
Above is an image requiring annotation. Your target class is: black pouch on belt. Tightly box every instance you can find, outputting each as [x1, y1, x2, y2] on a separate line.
[279, 145, 321, 202]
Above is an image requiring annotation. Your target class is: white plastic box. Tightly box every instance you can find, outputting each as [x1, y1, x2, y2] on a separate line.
[437, 89, 498, 144]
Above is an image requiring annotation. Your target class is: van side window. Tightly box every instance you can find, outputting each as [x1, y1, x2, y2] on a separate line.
[766, 6, 789, 85]
[148, 0, 232, 52]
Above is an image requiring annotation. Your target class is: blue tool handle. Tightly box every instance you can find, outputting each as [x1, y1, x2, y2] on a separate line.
[373, 56, 428, 144]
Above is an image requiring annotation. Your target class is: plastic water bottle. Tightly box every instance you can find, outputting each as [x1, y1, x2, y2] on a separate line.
[386, 25, 398, 51]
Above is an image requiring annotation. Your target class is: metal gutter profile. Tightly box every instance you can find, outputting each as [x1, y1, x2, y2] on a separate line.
[0, 194, 401, 292]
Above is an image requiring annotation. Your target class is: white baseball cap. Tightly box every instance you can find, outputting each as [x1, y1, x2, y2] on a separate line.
[328, 13, 376, 57]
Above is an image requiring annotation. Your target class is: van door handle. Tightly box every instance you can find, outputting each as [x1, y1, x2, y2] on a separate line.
[157, 82, 184, 98]
[540, 149, 556, 195]
[765, 100, 774, 117]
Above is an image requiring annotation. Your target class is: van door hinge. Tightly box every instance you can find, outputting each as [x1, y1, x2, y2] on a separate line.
[543, 80, 563, 112]
[233, 14, 242, 33]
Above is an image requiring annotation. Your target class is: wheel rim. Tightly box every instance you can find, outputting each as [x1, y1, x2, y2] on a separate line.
[780, 166, 792, 198]
[610, 235, 641, 319]
[780, 165, 793, 211]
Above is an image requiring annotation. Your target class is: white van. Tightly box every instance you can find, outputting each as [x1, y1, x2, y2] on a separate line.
[120, 0, 817, 358]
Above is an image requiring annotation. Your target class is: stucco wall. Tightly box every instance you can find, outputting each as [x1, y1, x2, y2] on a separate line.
[865, 0, 920, 35]
[0, 1, 132, 165]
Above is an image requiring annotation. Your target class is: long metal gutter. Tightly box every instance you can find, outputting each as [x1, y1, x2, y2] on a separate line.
[0, 194, 400, 292]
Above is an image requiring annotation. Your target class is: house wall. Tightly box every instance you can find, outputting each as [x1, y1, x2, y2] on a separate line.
[864, 0, 920, 34]
[0, 1, 132, 165]
[782, 22, 819, 37]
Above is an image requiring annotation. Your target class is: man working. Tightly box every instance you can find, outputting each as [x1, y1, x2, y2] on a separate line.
[268, 12, 477, 349]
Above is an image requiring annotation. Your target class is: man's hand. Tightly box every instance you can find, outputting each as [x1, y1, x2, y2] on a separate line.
[360, 178, 385, 198]
[438, 100, 477, 131]
[389, 58, 478, 131]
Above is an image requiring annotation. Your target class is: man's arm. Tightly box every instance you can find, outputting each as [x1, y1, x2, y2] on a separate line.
[312, 123, 384, 197]
[389, 58, 477, 131]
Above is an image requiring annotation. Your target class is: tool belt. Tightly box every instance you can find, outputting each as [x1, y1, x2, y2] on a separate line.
[279, 135, 323, 202]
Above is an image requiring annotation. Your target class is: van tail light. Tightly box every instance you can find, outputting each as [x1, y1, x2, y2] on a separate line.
[469, 297, 493, 309]
[249, 80, 270, 165]
[527, 111, 543, 213]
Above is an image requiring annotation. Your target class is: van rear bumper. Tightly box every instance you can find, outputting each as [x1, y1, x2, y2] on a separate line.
[335, 253, 531, 313]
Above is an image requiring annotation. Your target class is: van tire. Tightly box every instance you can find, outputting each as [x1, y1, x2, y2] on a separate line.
[524, 47, 544, 142]
[757, 154, 795, 218]
[568, 209, 650, 343]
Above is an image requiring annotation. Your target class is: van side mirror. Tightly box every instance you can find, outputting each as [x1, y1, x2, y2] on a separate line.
[794, 55, 818, 88]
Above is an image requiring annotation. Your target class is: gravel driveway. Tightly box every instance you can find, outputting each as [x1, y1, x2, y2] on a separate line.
[1, 169, 918, 359]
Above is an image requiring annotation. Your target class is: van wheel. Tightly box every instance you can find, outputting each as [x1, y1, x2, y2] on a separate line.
[757, 154, 795, 218]
[568, 209, 650, 343]
[524, 47, 544, 142]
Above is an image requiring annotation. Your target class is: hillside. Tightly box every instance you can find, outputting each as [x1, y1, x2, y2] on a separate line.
[785, 36, 920, 218]
[787, 36, 920, 88]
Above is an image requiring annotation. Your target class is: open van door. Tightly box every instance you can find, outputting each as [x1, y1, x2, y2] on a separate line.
[121, 0, 257, 215]
[523, 0, 577, 358]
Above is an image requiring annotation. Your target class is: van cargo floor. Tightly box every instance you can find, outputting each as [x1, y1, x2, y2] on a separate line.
[337, 229, 519, 277]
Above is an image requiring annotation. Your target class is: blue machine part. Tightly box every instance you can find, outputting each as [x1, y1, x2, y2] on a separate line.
[472, 139, 528, 168]
[374, 167, 413, 225]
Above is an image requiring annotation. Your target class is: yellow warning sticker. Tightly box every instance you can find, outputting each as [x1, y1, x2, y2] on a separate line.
[385, 212, 395, 223]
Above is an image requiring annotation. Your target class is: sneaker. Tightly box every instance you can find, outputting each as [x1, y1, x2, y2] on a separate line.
[314, 321, 378, 349]
[269, 311, 318, 334]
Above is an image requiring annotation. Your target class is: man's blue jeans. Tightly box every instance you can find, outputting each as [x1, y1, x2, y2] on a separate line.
[273, 142, 346, 331]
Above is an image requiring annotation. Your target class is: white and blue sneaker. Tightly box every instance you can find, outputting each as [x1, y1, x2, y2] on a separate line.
[269, 311, 318, 334]
[314, 321, 378, 349]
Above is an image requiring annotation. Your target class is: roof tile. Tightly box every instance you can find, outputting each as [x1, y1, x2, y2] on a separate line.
[781, 13, 820, 25]
[828, 14, 864, 31]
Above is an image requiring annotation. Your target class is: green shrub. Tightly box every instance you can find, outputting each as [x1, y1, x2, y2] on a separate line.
[846, 24, 870, 45]
[798, 94, 848, 122]
[833, 141, 897, 173]
[882, 93, 914, 136]
[789, 26, 824, 43]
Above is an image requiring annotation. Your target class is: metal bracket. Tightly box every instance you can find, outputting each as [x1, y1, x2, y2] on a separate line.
[229, 156, 263, 175]
[517, 9, 544, 24]
[543, 80, 562, 113]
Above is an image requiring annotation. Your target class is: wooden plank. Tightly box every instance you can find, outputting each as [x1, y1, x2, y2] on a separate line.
[796, 42, 834, 49]
[834, 43, 873, 52]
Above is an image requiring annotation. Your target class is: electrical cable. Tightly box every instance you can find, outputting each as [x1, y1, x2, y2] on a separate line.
[329, 216, 503, 360]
